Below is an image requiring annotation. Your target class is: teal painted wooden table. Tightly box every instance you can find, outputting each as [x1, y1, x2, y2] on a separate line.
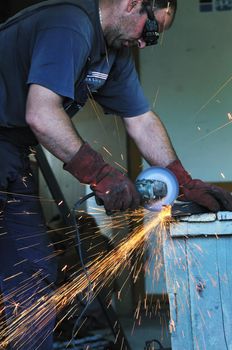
[163, 211, 232, 350]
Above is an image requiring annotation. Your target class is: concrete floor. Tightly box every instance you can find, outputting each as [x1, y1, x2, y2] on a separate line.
[53, 314, 172, 349]
[120, 314, 172, 350]
[53, 298, 172, 349]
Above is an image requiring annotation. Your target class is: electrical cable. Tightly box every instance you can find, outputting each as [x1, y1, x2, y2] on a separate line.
[70, 192, 95, 340]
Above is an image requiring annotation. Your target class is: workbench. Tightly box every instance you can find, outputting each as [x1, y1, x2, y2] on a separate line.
[163, 211, 232, 350]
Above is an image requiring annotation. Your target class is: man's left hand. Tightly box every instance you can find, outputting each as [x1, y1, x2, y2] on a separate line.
[167, 160, 232, 212]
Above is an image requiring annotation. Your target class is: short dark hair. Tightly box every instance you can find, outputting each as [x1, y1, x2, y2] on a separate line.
[153, 0, 177, 11]
[141, 0, 177, 14]
[153, 0, 177, 21]
[140, 0, 177, 25]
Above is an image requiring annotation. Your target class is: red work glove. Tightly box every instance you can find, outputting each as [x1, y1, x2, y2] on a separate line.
[167, 160, 232, 212]
[64, 143, 140, 213]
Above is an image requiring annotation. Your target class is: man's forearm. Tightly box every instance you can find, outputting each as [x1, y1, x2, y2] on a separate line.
[123, 111, 177, 167]
[26, 84, 83, 163]
[29, 109, 83, 164]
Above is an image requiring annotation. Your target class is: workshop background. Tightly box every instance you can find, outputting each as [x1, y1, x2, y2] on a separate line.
[1, 0, 232, 349]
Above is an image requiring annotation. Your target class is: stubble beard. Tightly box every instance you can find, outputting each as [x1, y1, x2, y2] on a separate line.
[104, 26, 124, 49]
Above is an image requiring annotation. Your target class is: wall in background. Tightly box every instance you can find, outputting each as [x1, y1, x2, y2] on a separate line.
[142, 0, 232, 294]
[139, 0, 232, 182]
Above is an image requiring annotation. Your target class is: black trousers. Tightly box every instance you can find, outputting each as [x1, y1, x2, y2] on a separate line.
[0, 140, 57, 349]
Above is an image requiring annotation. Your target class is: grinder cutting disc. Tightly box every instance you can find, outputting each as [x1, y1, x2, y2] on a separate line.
[135, 166, 179, 211]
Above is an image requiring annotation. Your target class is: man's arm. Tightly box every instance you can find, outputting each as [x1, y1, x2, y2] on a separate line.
[26, 84, 140, 212]
[123, 110, 232, 212]
[123, 110, 177, 166]
[26, 84, 83, 163]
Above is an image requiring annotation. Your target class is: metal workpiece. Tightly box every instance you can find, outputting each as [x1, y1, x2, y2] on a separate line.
[177, 212, 216, 222]
[163, 211, 232, 350]
[179, 211, 232, 222]
[170, 210, 232, 237]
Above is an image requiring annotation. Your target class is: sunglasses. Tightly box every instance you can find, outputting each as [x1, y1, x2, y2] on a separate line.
[142, 1, 160, 46]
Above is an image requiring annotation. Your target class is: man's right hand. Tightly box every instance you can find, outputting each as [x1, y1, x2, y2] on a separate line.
[64, 143, 140, 213]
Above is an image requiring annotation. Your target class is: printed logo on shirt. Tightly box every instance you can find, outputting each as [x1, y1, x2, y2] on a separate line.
[74, 52, 115, 110]
[85, 71, 109, 92]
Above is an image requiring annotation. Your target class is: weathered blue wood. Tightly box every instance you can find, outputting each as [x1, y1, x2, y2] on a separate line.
[216, 237, 232, 348]
[163, 212, 232, 350]
[187, 237, 228, 349]
[163, 235, 194, 350]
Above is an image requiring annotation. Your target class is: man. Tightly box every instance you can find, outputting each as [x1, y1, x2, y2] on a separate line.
[0, 0, 232, 349]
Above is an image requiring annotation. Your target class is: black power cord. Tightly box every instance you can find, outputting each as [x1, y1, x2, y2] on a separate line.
[70, 192, 95, 339]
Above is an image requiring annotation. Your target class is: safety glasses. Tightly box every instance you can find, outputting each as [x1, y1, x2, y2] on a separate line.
[141, 1, 159, 46]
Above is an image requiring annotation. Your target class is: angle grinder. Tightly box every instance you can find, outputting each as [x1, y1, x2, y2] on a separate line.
[77, 166, 198, 214]
[135, 166, 179, 212]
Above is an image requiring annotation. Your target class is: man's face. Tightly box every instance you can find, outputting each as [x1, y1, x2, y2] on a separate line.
[104, 4, 174, 50]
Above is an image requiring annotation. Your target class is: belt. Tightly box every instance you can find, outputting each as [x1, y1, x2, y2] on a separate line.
[0, 127, 38, 146]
